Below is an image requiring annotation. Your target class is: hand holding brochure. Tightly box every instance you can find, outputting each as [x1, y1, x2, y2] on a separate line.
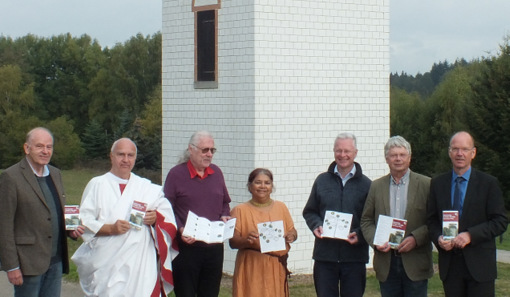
[322, 210, 353, 240]
[182, 211, 236, 243]
[65, 205, 80, 230]
[373, 214, 407, 249]
[442, 210, 459, 240]
[257, 220, 286, 253]
[129, 200, 148, 230]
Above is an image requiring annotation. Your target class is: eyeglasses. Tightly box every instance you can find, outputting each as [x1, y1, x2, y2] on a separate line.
[387, 153, 409, 159]
[449, 147, 474, 154]
[192, 144, 217, 154]
[334, 150, 354, 155]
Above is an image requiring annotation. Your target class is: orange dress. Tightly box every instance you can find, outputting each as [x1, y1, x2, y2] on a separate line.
[231, 200, 295, 297]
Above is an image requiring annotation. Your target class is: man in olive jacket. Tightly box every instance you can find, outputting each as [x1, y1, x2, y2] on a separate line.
[303, 133, 371, 297]
[361, 136, 433, 297]
[0, 127, 81, 297]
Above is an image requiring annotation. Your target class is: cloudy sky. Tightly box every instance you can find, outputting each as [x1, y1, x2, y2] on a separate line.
[391, 0, 510, 74]
[1, 0, 509, 75]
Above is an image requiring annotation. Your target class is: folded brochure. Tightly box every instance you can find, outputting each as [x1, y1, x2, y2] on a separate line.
[182, 211, 236, 243]
[322, 210, 352, 240]
[65, 205, 80, 230]
[374, 214, 407, 249]
[129, 200, 147, 230]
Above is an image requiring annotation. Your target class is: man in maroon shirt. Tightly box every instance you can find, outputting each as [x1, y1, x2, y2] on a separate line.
[164, 130, 231, 297]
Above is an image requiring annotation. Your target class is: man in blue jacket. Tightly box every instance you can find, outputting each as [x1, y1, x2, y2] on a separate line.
[303, 133, 371, 297]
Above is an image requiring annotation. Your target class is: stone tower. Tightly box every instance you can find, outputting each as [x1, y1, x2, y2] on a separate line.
[162, 0, 389, 273]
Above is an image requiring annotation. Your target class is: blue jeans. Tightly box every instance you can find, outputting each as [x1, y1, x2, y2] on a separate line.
[14, 261, 63, 297]
[379, 253, 427, 297]
[313, 260, 366, 297]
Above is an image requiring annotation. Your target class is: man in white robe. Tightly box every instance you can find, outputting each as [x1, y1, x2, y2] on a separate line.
[72, 138, 178, 297]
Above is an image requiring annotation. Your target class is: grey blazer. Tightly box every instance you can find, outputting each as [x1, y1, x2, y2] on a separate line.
[361, 171, 433, 282]
[0, 158, 69, 276]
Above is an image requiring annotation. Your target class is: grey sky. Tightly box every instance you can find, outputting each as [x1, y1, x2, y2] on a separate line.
[1, 0, 509, 75]
[391, 0, 510, 74]
[0, 0, 162, 47]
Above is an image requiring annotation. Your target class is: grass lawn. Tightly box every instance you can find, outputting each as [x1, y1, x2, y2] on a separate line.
[62, 168, 104, 282]
[496, 228, 510, 250]
[168, 261, 510, 297]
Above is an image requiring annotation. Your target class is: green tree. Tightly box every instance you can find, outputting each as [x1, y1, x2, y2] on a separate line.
[422, 66, 475, 175]
[0, 64, 34, 114]
[131, 86, 162, 170]
[0, 64, 40, 167]
[466, 38, 510, 208]
[389, 86, 429, 173]
[46, 116, 84, 169]
[114, 109, 134, 140]
[81, 119, 110, 160]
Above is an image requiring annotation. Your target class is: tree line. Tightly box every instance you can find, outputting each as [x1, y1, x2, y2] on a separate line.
[391, 36, 510, 209]
[1, 33, 509, 207]
[0, 33, 162, 171]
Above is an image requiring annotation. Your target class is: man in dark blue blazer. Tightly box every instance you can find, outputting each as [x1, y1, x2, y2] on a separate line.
[427, 131, 508, 297]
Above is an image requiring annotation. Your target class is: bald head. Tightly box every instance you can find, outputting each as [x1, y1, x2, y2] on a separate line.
[109, 138, 137, 179]
[449, 131, 476, 175]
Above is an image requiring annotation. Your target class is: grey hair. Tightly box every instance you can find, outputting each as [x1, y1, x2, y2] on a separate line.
[111, 138, 138, 154]
[26, 127, 53, 144]
[177, 130, 214, 164]
[334, 133, 357, 149]
[384, 136, 411, 157]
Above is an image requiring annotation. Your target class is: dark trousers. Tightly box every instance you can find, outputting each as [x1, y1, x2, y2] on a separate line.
[379, 253, 428, 297]
[313, 260, 366, 297]
[443, 253, 495, 297]
[173, 243, 224, 297]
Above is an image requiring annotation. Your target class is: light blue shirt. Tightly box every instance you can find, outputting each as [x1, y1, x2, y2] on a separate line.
[334, 164, 356, 186]
[26, 157, 50, 177]
[451, 167, 472, 216]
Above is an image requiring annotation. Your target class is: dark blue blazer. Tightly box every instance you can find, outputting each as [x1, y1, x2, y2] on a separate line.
[427, 169, 508, 282]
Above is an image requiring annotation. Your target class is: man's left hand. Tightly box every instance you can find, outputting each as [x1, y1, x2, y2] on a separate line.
[346, 232, 359, 245]
[397, 235, 417, 253]
[452, 232, 471, 249]
[220, 216, 231, 223]
[68, 225, 85, 239]
[144, 210, 157, 226]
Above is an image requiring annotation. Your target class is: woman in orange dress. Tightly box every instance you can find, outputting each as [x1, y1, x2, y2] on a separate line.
[229, 168, 298, 297]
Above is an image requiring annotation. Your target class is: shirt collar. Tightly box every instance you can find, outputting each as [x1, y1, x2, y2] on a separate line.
[391, 169, 410, 185]
[334, 164, 356, 179]
[26, 157, 49, 177]
[187, 160, 214, 179]
[452, 166, 472, 181]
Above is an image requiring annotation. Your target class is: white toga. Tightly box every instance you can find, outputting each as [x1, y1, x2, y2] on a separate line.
[71, 172, 178, 297]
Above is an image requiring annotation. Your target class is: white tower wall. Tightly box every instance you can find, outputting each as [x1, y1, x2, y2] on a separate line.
[162, 0, 389, 274]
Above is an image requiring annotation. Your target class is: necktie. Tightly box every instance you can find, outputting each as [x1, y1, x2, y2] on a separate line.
[453, 176, 464, 212]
